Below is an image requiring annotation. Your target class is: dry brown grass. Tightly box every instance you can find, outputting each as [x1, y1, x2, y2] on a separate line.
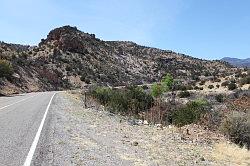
[212, 142, 250, 166]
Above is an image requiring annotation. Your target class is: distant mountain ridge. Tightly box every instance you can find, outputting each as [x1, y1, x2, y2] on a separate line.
[221, 57, 250, 68]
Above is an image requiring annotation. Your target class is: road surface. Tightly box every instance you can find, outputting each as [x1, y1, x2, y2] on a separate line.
[0, 91, 56, 166]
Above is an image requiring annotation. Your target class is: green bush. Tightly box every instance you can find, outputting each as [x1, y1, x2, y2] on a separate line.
[171, 99, 209, 127]
[178, 90, 190, 98]
[220, 112, 250, 149]
[228, 82, 237, 90]
[215, 94, 224, 103]
[0, 60, 14, 78]
[161, 73, 173, 91]
[92, 87, 112, 105]
[151, 83, 164, 98]
[208, 85, 214, 89]
[151, 73, 173, 98]
[91, 86, 154, 115]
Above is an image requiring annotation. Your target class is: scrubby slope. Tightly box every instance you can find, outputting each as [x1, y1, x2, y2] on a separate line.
[0, 26, 234, 95]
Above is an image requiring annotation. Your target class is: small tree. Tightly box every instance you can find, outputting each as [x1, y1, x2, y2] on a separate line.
[151, 83, 164, 98]
[161, 73, 173, 92]
[0, 60, 14, 79]
[151, 74, 173, 98]
[149, 74, 174, 124]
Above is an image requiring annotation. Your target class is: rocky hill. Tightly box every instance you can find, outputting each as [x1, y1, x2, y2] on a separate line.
[0, 25, 234, 95]
[221, 57, 250, 68]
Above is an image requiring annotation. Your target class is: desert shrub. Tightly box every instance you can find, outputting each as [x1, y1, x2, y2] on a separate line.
[230, 79, 236, 84]
[240, 76, 250, 85]
[216, 84, 220, 88]
[80, 74, 90, 84]
[144, 99, 170, 125]
[84, 78, 91, 84]
[228, 82, 237, 90]
[204, 71, 211, 76]
[221, 81, 229, 87]
[191, 74, 199, 81]
[178, 90, 190, 98]
[199, 80, 206, 85]
[174, 84, 186, 91]
[215, 94, 224, 103]
[214, 78, 221, 82]
[65, 65, 72, 71]
[208, 85, 214, 89]
[80, 75, 85, 81]
[91, 87, 112, 105]
[194, 86, 200, 90]
[186, 85, 193, 90]
[142, 85, 149, 90]
[200, 107, 225, 130]
[91, 86, 154, 115]
[171, 99, 210, 127]
[199, 87, 204, 90]
[220, 112, 250, 149]
[175, 84, 193, 91]
[0, 60, 13, 79]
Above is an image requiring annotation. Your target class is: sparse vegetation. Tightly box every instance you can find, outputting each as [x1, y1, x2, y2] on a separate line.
[220, 112, 250, 149]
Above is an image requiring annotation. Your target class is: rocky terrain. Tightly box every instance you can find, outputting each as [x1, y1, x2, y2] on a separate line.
[221, 57, 250, 68]
[0, 25, 235, 95]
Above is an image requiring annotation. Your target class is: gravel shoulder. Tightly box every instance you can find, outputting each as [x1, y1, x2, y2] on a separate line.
[33, 92, 250, 166]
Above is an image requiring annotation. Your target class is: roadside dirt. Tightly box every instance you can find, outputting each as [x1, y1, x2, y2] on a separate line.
[37, 92, 250, 166]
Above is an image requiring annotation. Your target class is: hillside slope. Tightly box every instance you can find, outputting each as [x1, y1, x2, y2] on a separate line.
[0, 26, 234, 95]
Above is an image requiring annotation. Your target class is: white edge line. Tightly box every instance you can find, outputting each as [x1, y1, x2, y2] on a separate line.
[23, 93, 56, 166]
[0, 95, 36, 110]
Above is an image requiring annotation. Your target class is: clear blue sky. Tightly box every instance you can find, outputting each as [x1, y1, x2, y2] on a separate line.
[1, 0, 249, 60]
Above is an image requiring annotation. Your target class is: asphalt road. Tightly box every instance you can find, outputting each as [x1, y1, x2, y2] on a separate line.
[0, 91, 56, 166]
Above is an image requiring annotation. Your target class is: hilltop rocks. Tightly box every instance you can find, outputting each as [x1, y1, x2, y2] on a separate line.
[40, 25, 96, 53]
